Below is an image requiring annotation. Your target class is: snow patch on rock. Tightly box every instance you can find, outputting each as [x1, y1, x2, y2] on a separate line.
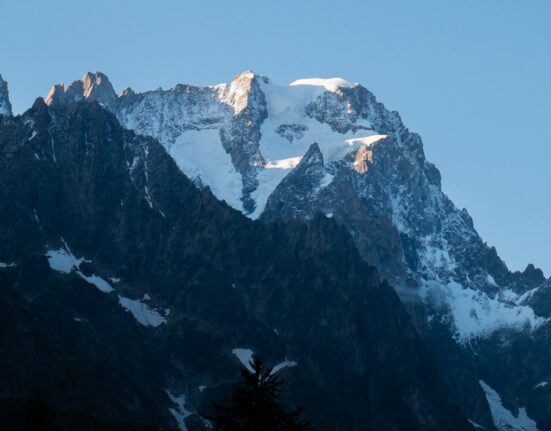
[486, 274, 498, 287]
[232, 348, 254, 372]
[47, 247, 85, 274]
[534, 382, 548, 390]
[166, 390, 192, 431]
[479, 380, 539, 431]
[271, 359, 297, 375]
[76, 272, 113, 293]
[47, 243, 114, 293]
[422, 280, 548, 343]
[469, 419, 486, 429]
[118, 296, 167, 327]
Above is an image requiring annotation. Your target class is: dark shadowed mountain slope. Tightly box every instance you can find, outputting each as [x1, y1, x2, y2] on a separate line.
[0, 100, 473, 431]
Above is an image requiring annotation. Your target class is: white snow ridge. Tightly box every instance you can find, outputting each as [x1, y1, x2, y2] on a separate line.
[289, 77, 357, 92]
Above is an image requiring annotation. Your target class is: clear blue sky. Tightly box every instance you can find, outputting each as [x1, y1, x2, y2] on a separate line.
[1, 0, 549, 275]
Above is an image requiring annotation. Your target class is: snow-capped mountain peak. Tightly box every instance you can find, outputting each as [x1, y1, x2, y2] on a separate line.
[6, 69, 551, 430]
[42, 71, 550, 348]
[217, 70, 267, 114]
[0, 73, 12, 116]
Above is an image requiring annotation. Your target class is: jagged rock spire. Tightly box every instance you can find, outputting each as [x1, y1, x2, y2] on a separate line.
[45, 72, 118, 112]
[0, 73, 12, 116]
[81, 72, 117, 111]
[219, 70, 269, 114]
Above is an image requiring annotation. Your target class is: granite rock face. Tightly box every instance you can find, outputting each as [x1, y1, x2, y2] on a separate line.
[46, 71, 118, 112]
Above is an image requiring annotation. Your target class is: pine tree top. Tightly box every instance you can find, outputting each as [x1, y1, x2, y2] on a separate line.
[209, 356, 311, 431]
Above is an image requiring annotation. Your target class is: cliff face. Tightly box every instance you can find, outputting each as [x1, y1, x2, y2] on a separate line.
[0, 74, 12, 116]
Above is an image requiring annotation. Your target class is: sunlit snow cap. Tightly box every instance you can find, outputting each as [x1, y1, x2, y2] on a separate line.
[289, 77, 358, 92]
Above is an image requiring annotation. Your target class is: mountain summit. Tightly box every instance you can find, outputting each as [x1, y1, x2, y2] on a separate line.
[45, 71, 118, 112]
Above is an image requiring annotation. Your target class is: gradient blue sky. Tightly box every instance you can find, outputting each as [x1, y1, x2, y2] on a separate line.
[1, 0, 549, 275]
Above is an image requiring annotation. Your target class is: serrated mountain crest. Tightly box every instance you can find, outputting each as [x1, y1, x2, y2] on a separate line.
[41, 71, 550, 327]
[45, 71, 117, 112]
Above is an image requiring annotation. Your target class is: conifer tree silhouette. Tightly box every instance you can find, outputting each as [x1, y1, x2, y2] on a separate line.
[25, 392, 56, 431]
[210, 357, 310, 431]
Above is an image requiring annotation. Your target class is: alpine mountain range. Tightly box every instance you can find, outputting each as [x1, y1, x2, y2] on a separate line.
[0, 70, 549, 431]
